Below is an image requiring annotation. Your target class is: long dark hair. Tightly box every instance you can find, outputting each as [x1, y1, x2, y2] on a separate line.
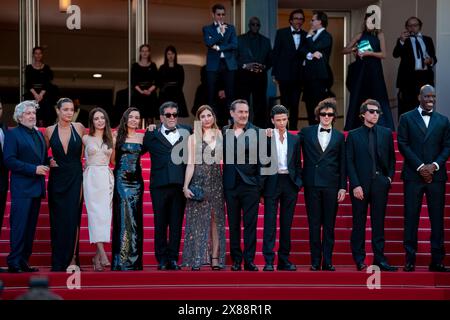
[138, 44, 151, 62]
[163, 45, 178, 66]
[115, 107, 140, 150]
[88, 107, 113, 149]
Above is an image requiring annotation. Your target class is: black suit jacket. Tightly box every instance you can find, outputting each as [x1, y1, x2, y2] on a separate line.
[300, 29, 333, 83]
[346, 125, 396, 190]
[143, 124, 192, 189]
[0, 122, 8, 193]
[262, 132, 302, 196]
[298, 125, 346, 189]
[272, 27, 307, 82]
[398, 108, 450, 182]
[222, 122, 263, 190]
[203, 23, 238, 72]
[237, 32, 272, 70]
[393, 35, 437, 89]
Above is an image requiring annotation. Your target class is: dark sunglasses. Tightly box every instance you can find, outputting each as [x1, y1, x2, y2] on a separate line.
[164, 113, 178, 118]
[367, 109, 381, 114]
[319, 112, 335, 117]
[250, 23, 260, 26]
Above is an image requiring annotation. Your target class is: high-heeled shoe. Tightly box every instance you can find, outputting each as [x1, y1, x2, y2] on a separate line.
[92, 256, 104, 272]
[211, 257, 221, 271]
[100, 255, 111, 268]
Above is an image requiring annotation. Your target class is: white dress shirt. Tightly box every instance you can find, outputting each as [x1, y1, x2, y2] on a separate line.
[290, 26, 301, 50]
[215, 22, 225, 58]
[0, 127, 4, 151]
[274, 129, 288, 173]
[161, 124, 180, 146]
[317, 124, 332, 152]
[306, 28, 325, 60]
[416, 106, 439, 172]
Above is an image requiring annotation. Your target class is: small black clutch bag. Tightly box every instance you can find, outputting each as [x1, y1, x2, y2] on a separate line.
[189, 185, 204, 202]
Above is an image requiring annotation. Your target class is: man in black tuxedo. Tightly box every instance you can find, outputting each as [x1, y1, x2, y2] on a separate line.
[236, 16, 272, 128]
[301, 11, 334, 126]
[223, 99, 262, 271]
[262, 105, 302, 271]
[394, 17, 437, 118]
[3, 101, 49, 273]
[272, 9, 307, 130]
[203, 3, 238, 121]
[398, 85, 450, 272]
[298, 98, 346, 271]
[0, 100, 8, 272]
[346, 99, 397, 272]
[143, 101, 192, 271]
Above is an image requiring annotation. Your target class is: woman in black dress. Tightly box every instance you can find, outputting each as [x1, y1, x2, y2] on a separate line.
[158, 45, 188, 117]
[25, 46, 57, 127]
[343, 14, 394, 131]
[44, 98, 85, 272]
[131, 44, 158, 127]
[111, 107, 145, 271]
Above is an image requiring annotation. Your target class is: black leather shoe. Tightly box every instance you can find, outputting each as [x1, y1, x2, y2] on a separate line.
[244, 262, 259, 271]
[263, 264, 274, 271]
[310, 264, 320, 271]
[8, 266, 23, 273]
[429, 263, 450, 272]
[356, 263, 367, 271]
[157, 262, 168, 270]
[322, 264, 336, 271]
[167, 260, 181, 270]
[21, 265, 39, 273]
[277, 263, 297, 271]
[403, 263, 415, 272]
[374, 261, 398, 272]
[0, 267, 7, 273]
[231, 261, 241, 271]
[191, 266, 201, 271]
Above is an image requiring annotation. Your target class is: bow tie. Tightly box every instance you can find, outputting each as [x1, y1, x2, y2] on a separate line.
[421, 110, 433, 117]
[320, 128, 331, 133]
[165, 128, 177, 134]
[291, 30, 301, 35]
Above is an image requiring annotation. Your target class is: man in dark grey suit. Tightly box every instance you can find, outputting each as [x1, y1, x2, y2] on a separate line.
[346, 99, 397, 272]
[398, 85, 450, 272]
[0, 99, 8, 273]
[298, 98, 346, 271]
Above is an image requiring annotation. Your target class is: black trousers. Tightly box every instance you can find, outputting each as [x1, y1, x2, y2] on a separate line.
[350, 174, 391, 265]
[236, 70, 268, 128]
[398, 70, 434, 118]
[224, 183, 260, 264]
[303, 80, 330, 126]
[304, 186, 338, 266]
[0, 188, 7, 237]
[151, 185, 186, 264]
[7, 197, 41, 268]
[207, 60, 235, 125]
[403, 180, 446, 265]
[262, 175, 298, 264]
[278, 80, 302, 130]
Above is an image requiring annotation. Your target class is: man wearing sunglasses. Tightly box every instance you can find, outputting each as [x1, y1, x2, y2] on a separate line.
[143, 101, 192, 271]
[236, 16, 272, 128]
[398, 85, 450, 272]
[346, 99, 397, 272]
[298, 98, 346, 271]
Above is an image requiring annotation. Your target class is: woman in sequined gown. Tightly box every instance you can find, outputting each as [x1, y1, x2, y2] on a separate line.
[83, 108, 114, 271]
[182, 105, 226, 270]
[111, 107, 145, 271]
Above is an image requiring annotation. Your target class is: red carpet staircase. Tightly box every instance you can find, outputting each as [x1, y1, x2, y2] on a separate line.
[0, 135, 449, 300]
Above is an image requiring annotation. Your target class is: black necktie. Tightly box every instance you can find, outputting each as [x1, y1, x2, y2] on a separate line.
[165, 128, 176, 135]
[413, 36, 425, 69]
[368, 128, 377, 177]
[292, 30, 301, 35]
[320, 128, 331, 133]
[421, 110, 432, 117]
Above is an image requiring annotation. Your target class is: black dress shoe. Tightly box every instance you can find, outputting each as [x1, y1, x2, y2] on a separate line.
[167, 260, 181, 270]
[356, 263, 367, 271]
[231, 261, 241, 271]
[277, 263, 297, 271]
[310, 264, 320, 271]
[374, 261, 398, 272]
[22, 265, 39, 272]
[0, 267, 7, 273]
[244, 262, 259, 271]
[263, 264, 274, 271]
[157, 262, 168, 270]
[322, 264, 336, 271]
[191, 266, 201, 271]
[403, 263, 415, 272]
[429, 263, 450, 272]
[8, 266, 23, 273]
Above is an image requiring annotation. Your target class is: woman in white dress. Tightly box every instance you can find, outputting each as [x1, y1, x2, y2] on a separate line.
[82, 107, 114, 271]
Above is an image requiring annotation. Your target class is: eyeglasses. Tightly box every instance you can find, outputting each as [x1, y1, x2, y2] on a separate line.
[293, 17, 304, 21]
[407, 23, 420, 27]
[216, 13, 225, 16]
[164, 113, 178, 118]
[367, 109, 381, 114]
[319, 112, 335, 117]
[250, 23, 260, 26]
